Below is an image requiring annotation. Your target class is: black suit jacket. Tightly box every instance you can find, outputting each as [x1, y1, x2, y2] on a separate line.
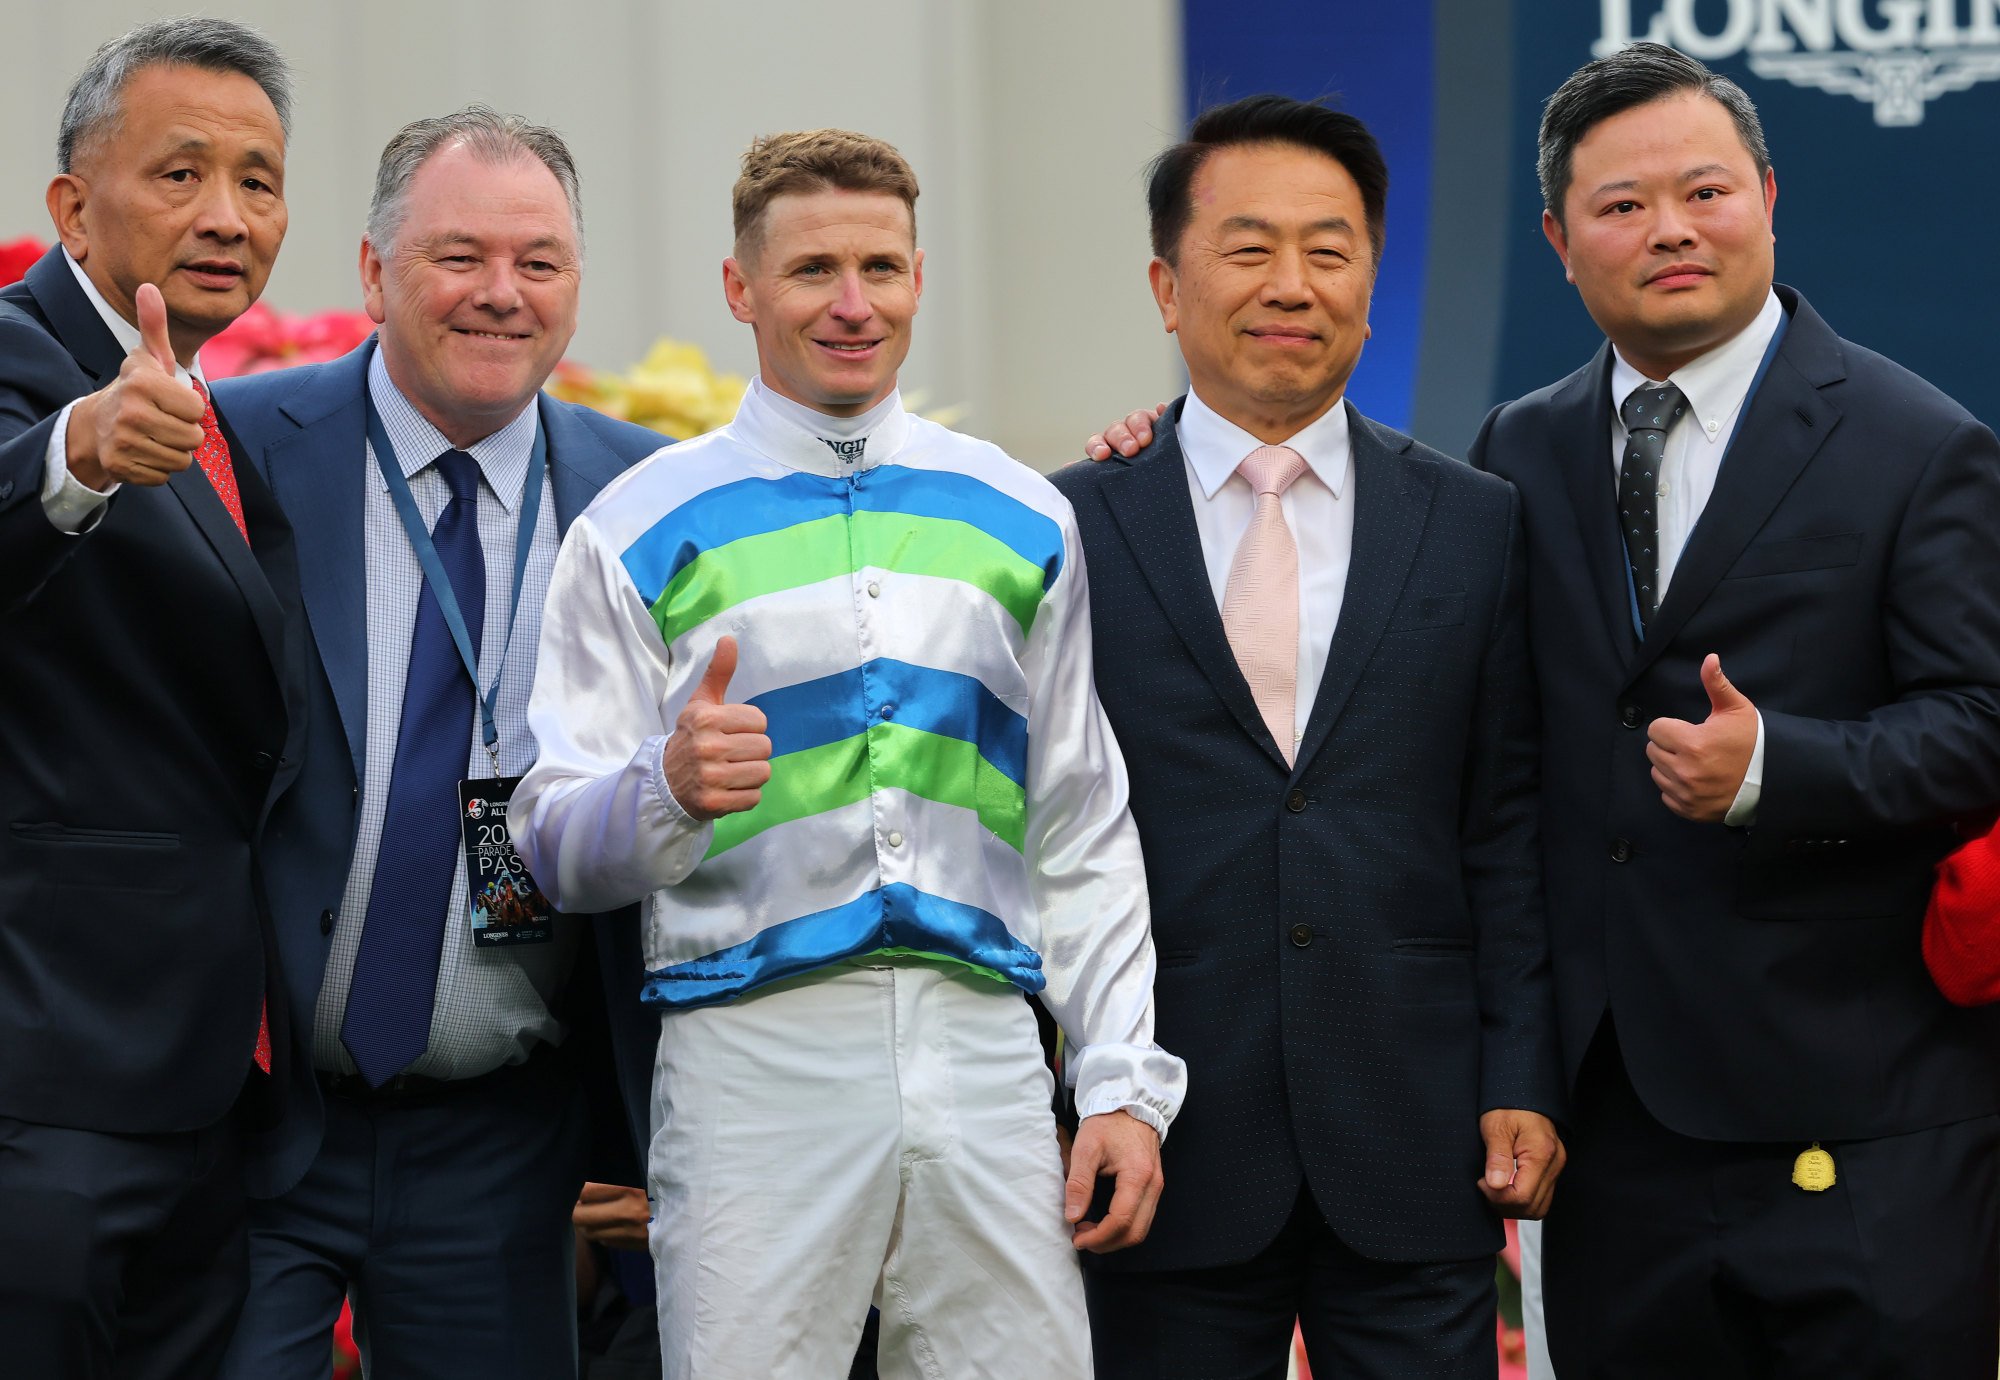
[1469, 286, 2000, 1142]
[219, 341, 665, 1198]
[0, 248, 304, 1134]
[1054, 400, 1563, 1269]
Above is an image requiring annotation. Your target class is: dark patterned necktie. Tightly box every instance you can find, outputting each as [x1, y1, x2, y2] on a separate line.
[341, 449, 485, 1086]
[1617, 382, 1687, 629]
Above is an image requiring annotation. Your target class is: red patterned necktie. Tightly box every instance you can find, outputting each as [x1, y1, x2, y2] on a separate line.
[188, 377, 269, 1072]
[189, 378, 248, 543]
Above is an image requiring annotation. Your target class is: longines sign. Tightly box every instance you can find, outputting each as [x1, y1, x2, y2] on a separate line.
[1595, 0, 2000, 124]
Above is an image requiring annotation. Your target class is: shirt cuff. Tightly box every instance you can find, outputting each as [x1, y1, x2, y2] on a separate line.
[1069, 1042, 1187, 1144]
[646, 732, 713, 847]
[1724, 709, 1765, 827]
[42, 403, 119, 534]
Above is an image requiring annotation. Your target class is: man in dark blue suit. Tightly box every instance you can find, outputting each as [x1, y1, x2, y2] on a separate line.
[0, 20, 304, 1378]
[1055, 96, 1565, 1379]
[213, 109, 663, 1379]
[1468, 45, 2000, 1377]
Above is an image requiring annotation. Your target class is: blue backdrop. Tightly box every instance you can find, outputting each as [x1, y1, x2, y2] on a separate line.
[1180, 0, 2000, 453]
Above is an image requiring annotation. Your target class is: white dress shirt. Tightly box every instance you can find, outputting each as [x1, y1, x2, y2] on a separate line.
[1178, 388, 1355, 752]
[311, 349, 570, 1080]
[40, 249, 207, 534]
[1608, 289, 1784, 824]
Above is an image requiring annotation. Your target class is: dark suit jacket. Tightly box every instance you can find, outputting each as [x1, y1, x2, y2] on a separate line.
[1469, 285, 2000, 1143]
[0, 248, 305, 1134]
[217, 340, 664, 1198]
[1054, 400, 1563, 1269]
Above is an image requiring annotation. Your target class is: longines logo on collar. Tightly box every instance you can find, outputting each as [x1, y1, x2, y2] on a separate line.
[820, 436, 867, 464]
[1596, 0, 2000, 126]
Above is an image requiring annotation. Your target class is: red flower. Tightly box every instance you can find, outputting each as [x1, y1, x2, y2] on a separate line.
[0, 237, 48, 287]
[203, 303, 376, 378]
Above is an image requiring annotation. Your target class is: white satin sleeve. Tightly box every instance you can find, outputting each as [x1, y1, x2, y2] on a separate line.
[1021, 509, 1187, 1140]
[514, 513, 713, 913]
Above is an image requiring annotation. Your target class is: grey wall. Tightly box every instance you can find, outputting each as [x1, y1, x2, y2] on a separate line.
[0, 0, 1184, 468]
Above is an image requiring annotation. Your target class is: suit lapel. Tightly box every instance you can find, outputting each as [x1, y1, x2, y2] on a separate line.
[538, 395, 637, 531]
[1293, 406, 1435, 774]
[23, 249, 122, 384]
[1552, 346, 1640, 667]
[261, 347, 375, 777]
[1625, 293, 1843, 686]
[1100, 406, 1289, 768]
[168, 419, 291, 683]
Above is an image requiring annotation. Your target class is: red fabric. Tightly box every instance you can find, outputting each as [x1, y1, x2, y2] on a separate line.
[0, 237, 45, 288]
[1923, 819, 2000, 1005]
[188, 379, 248, 542]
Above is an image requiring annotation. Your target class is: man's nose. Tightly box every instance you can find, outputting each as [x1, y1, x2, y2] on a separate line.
[472, 260, 524, 312]
[191, 180, 250, 242]
[1648, 201, 1699, 253]
[829, 270, 873, 321]
[1260, 246, 1311, 306]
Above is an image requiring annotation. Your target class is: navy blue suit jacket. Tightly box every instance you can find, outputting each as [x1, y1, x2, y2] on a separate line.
[217, 340, 664, 1198]
[1054, 400, 1563, 1269]
[1469, 286, 2000, 1143]
[0, 248, 305, 1134]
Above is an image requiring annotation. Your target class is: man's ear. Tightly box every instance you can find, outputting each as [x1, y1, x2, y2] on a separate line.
[910, 246, 923, 312]
[46, 176, 89, 261]
[358, 237, 388, 326]
[1541, 209, 1575, 285]
[722, 256, 755, 325]
[1148, 257, 1179, 335]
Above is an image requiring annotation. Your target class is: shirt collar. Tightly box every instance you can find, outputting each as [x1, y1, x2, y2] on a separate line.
[63, 248, 205, 388]
[730, 375, 912, 476]
[367, 344, 539, 511]
[1178, 387, 1351, 500]
[1610, 290, 1783, 441]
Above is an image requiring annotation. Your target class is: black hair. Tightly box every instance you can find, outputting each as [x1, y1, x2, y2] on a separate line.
[1146, 94, 1388, 268]
[1538, 42, 1770, 223]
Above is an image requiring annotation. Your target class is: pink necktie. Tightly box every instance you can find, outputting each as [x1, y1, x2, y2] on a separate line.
[1222, 445, 1308, 764]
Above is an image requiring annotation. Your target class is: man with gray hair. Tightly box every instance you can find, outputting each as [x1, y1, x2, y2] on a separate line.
[213, 106, 664, 1379]
[0, 18, 303, 1378]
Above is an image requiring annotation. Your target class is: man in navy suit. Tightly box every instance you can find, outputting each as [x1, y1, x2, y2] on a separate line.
[1468, 45, 2000, 1376]
[1055, 95, 1565, 1379]
[214, 109, 663, 1379]
[0, 20, 304, 1378]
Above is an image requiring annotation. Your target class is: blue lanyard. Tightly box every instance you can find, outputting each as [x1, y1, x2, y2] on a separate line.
[365, 394, 547, 763]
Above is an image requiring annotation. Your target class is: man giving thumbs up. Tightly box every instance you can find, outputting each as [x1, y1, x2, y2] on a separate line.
[516, 128, 1182, 1380]
[0, 20, 303, 1378]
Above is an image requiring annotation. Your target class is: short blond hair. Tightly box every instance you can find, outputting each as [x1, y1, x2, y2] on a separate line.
[732, 128, 919, 257]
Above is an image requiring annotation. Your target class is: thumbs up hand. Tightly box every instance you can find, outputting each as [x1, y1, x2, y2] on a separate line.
[1645, 654, 1759, 823]
[65, 283, 208, 491]
[663, 635, 773, 820]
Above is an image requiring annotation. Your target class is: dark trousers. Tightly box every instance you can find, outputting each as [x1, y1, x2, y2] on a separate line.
[1084, 1184, 1497, 1380]
[1545, 1025, 2000, 1379]
[0, 1110, 246, 1380]
[217, 1052, 588, 1380]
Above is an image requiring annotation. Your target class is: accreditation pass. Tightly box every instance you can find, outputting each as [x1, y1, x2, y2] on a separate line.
[459, 777, 554, 946]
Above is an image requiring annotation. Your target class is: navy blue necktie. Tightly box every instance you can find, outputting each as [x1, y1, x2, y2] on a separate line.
[342, 449, 486, 1086]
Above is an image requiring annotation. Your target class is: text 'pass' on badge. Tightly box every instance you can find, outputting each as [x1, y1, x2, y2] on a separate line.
[460, 777, 554, 946]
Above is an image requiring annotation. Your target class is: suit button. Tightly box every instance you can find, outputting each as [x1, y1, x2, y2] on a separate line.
[1609, 837, 1632, 863]
[1619, 703, 1641, 729]
[253, 751, 277, 771]
[319, 909, 335, 936]
[1285, 789, 1307, 813]
[1289, 923, 1313, 947]
[0, 480, 13, 501]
